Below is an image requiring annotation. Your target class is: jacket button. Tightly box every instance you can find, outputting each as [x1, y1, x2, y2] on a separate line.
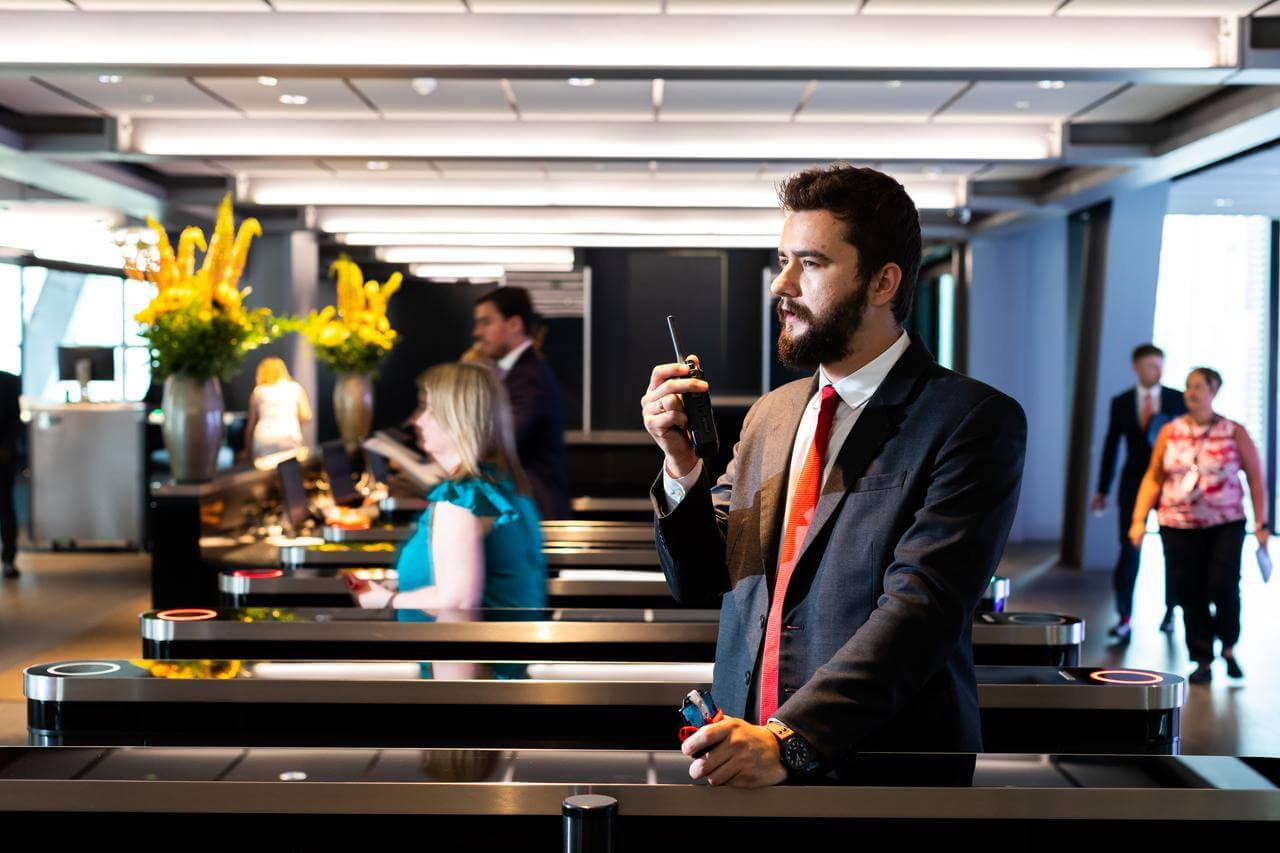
[744, 671, 752, 686]
[759, 614, 767, 629]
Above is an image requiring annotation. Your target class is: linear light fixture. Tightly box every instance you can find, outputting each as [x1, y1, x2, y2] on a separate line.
[377, 246, 574, 265]
[344, 232, 779, 248]
[319, 206, 786, 235]
[0, 13, 1229, 72]
[250, 176, 960, 210]
[129, 119, 1056, 165]
[411, 264, 506, 280]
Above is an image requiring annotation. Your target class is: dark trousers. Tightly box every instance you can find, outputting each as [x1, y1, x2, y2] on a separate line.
[1113, 478, 1175, 618]
[1159, 520, 1246, 664]
[0, 462, 15, 565]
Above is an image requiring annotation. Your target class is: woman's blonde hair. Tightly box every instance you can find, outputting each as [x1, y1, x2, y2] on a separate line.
[418, 362, 530, 494]
[255, 356, 292, 387]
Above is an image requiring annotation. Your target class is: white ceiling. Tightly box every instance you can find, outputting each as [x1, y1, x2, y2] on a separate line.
[1168, 145, 1280, 216]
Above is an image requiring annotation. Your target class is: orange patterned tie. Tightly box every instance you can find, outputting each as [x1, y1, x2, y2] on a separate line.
[1142, 392, 1156, 431]
[758, 384, 840, 723]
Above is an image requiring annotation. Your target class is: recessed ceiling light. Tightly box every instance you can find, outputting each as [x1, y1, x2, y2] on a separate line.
[886, 80, 903, 88]
[366, 160, 390, 171]
[1015, 100, 1031, 110]
[923, 166, 942, 180]
[411, 77, 439, 96]
[279, 94, 309, 106]
[140, 94, 155, 104]
[1214, 197, 1234, 208]
[567, 77, 597, 87]
[1037, 80, 1065, 90]
[257, 75, 279, 87]
[98, 74, 122, 84]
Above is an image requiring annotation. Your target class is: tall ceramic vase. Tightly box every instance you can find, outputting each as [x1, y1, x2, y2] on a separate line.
[333, 372, 373, 449]
[162, 374, 224, 483]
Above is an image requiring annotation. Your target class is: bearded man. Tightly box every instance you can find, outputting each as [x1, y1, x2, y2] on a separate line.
[641, 164, 1027, 787]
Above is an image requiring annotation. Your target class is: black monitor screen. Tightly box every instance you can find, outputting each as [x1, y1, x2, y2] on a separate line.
[276, 457, 310, 532]
[57, 346, 115, 382]
[321, 441, 360, 507]
[363, 448, 390, 485]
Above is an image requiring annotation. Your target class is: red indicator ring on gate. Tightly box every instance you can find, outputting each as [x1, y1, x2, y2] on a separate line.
[1089, 669, 1164, 685]
[232, 569, 285, 579]
[156, 608, 217, 622]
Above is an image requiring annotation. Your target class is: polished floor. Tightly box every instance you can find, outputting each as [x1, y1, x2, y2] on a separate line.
[0, 536, 1277, 755]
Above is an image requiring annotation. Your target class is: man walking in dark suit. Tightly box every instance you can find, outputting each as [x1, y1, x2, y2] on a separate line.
[473, 287, 571, 520]
[0, 369, 21, 579]
[1091, 343, 1186, 641]
[642, 165, 1026, 787]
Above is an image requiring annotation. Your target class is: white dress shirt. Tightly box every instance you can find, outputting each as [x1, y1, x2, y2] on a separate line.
[663, 331, 912, 513]
[496, 339, 534, 377]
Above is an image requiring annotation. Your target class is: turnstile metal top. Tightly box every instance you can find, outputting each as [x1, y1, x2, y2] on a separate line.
[971, 613, 1083, 646]
[219, 568, 672, 599]
[280, 542, 659, 569]
[0, 748, 1273, 820]
[323, 524, 412, 543]
[141, 607, 719, 644]
[26, 661, 1182, 712]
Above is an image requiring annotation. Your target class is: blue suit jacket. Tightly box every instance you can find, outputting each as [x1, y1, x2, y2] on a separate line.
[652, 337, 1026, 769]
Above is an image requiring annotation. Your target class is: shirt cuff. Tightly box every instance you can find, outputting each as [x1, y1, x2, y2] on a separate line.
[661, 460, 704, 510]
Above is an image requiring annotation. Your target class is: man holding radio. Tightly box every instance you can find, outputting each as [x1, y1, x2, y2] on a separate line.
[642, 164, 1026, 787]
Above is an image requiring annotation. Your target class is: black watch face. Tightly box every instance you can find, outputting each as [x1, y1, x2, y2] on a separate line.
[784, 736, 814, 770]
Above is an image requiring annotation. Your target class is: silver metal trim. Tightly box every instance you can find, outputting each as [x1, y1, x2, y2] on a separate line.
[546, 578, 671, 597]
[323, 525, 413, 543]
[971, 616, 1083, 646]
[543, 548, 659, 567]
[976, 680, 1184, 711]
[379, 497, 428, 514]
[140, 612, 720, 644]
[571, 497, 653, 514]
[279, 546, 397, 567]
[220, 573, 672, 600]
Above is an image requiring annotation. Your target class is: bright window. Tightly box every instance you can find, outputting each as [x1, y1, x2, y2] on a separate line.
[0, 263, 20, 375]
[1153, 214, 1271, 525]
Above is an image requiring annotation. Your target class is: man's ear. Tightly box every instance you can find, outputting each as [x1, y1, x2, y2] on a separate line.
[867, 263, 903, 310]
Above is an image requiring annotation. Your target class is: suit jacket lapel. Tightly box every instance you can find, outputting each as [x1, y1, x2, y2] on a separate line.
[790, 336, 931, 571]
[758, 375, 817, 578]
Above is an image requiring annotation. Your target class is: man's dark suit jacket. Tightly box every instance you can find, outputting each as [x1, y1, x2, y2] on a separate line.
[652, 336, 1026, 769]
[0, 371, 19, 464]
[504, 346, 570, 520]
[1097, 386, 1187, 499]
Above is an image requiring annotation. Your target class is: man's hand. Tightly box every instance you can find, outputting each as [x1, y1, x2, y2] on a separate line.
[1128, 519, 1146, 549]
[1090, 493, 1107, 512]
[680, 716, 787, 788]
[641, 357, 707, 479]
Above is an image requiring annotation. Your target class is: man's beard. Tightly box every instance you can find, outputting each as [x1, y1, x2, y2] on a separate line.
[776, 282, 869, 369]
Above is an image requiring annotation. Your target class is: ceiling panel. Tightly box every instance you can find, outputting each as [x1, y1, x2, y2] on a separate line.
[194, 77, 372, 118]
[976, 164, 1053, 180]
[937, 80, 1124, 122]
[543, 161, 654, 176]
[0, 77, 98, 116]
[1059, 0, 1261, 15]
[432, 161, 548, 179]
[862, 0, 1061, 13]
[467, 0, 660, 11]
[1072, 84, 1219, 123]
[320, 158, 442, 176]
[0, 1, 74, 9]
[73, 0, 271, 9]
[667, 1, 862, 11]
[354, 79, 514, 120]
[211, 158, 336, 177]
[661, 81, 810, 122]
[35, 75, 238, 117]
[147, 159, 231, 176]
[508, 80, 652, 121]
[272, 0, 464, 9]
[797, 80, 968, 122]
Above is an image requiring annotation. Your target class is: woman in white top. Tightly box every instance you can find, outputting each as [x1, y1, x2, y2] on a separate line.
[244, 357, 313, 461]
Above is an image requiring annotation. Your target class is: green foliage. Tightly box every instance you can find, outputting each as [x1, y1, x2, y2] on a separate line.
[141, 305, 283, 382]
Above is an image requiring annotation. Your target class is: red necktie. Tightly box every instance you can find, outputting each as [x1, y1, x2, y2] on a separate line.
[759, 384, 840, 723]
[1141, 392, 1156, 431]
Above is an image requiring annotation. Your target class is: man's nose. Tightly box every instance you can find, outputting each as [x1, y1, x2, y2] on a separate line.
[771, 263, 798, 297]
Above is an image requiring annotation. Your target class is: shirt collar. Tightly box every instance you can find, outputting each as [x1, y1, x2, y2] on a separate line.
[818, 331, 912, 410]
[1138, 384, 1160, 398]
[497, 339, 534, 374]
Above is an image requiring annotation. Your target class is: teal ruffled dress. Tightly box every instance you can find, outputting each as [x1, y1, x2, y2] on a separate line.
[391, 471, 547, 679]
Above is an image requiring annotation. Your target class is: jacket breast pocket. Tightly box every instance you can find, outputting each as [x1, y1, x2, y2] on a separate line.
[850, 471, 907, 493]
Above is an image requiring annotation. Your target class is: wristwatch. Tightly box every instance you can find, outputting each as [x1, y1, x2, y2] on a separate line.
[765, 718, 825, 778]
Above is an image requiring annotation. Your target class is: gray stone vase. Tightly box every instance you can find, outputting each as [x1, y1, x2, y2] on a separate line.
[162, 374, 224, 483]
[333, 372, 373, 449]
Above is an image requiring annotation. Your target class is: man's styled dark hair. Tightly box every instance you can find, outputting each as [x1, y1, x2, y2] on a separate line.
[778, 163, 922, 326]
[1189, 366, 1223, 392]
[1131, 343, 1165, 362]
[476, 286, 537, 337]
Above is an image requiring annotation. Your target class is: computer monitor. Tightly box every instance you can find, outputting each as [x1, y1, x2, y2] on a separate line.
[320, 440, 361, 508]
[276, 456, 311, 533]
[363, 447, 391, 486]
[58, 346, 115, 401]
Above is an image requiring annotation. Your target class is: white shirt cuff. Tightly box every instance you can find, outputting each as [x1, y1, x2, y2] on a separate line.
[661, 459, 704, 510]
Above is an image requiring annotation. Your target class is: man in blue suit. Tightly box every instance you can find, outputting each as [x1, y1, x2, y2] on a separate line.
[642, 165, 1026, 787]
[1091, 343, 1187, 641]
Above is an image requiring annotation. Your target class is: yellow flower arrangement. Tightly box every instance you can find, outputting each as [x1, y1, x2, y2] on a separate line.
[126, 194, 280, 381]
[297, 254, 401, 373]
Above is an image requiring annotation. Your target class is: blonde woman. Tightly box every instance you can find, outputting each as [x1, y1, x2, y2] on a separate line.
[244, 356, 312, 461]
[353, 362, 547, 612]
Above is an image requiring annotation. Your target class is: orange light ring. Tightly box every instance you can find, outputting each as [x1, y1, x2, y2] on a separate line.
[1089, 669, 1164, 685]
[233, 569, 285, 579]
[156, 608, 218, 622]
